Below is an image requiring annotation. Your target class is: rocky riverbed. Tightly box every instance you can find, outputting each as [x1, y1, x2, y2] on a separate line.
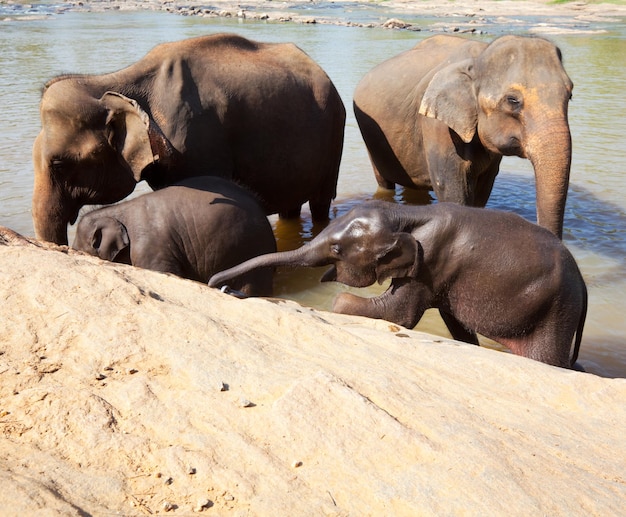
[4, 0, 626, 33]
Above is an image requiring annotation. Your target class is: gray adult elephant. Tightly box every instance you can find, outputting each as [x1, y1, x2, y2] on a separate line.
[353, 34, 573, 238]
[73, 177, 276, 296]
[33, 33, 346, 245]
[209, 201, 587, 368]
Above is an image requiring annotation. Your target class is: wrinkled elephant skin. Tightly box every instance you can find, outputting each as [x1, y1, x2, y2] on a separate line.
[33, 33, 346, 244]
[353, 35, 573, 238]
[72, 177, 276, 296]
[209, 201, 587, 368]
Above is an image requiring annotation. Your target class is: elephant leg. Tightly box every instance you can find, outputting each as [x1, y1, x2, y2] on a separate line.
[278, 206, 302, 220]
[374, 163, 395, 190]
[502, 325, 572, 368]
[472, 161, 501, 208]
[439, 310, 479, 345]
[309, 199, 331, 223]
[333, 280, 427, 329]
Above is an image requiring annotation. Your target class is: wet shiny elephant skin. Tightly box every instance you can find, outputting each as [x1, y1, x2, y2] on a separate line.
[33, 33, 345, 245]
[353, 35, 573, 238]
[72, 177, 276, 296]
[210, 201, 587, 368]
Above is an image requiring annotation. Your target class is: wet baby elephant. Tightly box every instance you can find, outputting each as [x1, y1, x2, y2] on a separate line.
[209, 201, 587, 368]
[73, 177, 276, 296]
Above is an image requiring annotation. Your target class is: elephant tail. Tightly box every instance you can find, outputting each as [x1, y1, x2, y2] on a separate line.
[569, 282, 588, 368]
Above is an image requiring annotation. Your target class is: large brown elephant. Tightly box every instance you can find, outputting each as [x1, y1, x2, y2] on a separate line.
[353, 34, 573, 238]
[32, 33, 346, 245]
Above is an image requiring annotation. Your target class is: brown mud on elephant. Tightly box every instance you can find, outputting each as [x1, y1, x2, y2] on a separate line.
[353, 34, 573, 238]
[209, 201, 587, 369]
[32, 33, 346, 245]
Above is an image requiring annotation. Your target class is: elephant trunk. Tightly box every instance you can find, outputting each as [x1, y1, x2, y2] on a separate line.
[527, 119, 572, 239]
[32, 144, 76, 245]
[32, 190, 76, 245]
[208, 243, 329, 289]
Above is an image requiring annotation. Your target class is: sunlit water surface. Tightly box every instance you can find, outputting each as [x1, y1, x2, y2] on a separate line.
[1, 5, 625, 377]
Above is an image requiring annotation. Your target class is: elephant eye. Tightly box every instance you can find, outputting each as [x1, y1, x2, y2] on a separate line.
[330, 243, 341, 256]
[50, 159, 63, 173]
[505, 95, 522, 111]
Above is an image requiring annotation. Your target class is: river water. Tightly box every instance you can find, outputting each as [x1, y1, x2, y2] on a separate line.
[1, 3, 625, 377]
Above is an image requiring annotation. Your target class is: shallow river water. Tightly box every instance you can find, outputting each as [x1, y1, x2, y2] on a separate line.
[1, 3, 625, 377]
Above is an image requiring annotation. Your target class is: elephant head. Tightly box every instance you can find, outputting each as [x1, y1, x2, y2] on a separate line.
[32, 79, 178, 244]
[209, 204, 420, 290]
[73, 215, 131, 263]
[419, 35, 573, 238]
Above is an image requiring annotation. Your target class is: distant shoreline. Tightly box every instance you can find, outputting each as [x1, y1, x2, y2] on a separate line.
[11, 0, 625, 34]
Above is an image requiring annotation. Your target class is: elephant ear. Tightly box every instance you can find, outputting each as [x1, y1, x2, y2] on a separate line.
[375, 232, 420, 284]
[419, 59, 478, 144]
[92, 216, 130, 262]
[101, 91, 177, 182]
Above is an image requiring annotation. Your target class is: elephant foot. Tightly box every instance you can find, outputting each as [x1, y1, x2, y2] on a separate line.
[309, 200, 332, 223]
[278, 207, 302, 220]
[376, 178, 395, 190]
[373, 166, 395, 190]
[439, 310, 479, 345]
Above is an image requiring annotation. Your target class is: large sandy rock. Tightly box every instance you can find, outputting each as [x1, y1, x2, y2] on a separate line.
[0, 227, 624, 515]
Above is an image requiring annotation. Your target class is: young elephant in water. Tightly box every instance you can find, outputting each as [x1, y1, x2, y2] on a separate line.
[209, 201, 587, 368]
[73, 177, 276, 296]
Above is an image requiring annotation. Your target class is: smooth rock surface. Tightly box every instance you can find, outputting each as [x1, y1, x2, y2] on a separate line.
[0, 228, 624, 515]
